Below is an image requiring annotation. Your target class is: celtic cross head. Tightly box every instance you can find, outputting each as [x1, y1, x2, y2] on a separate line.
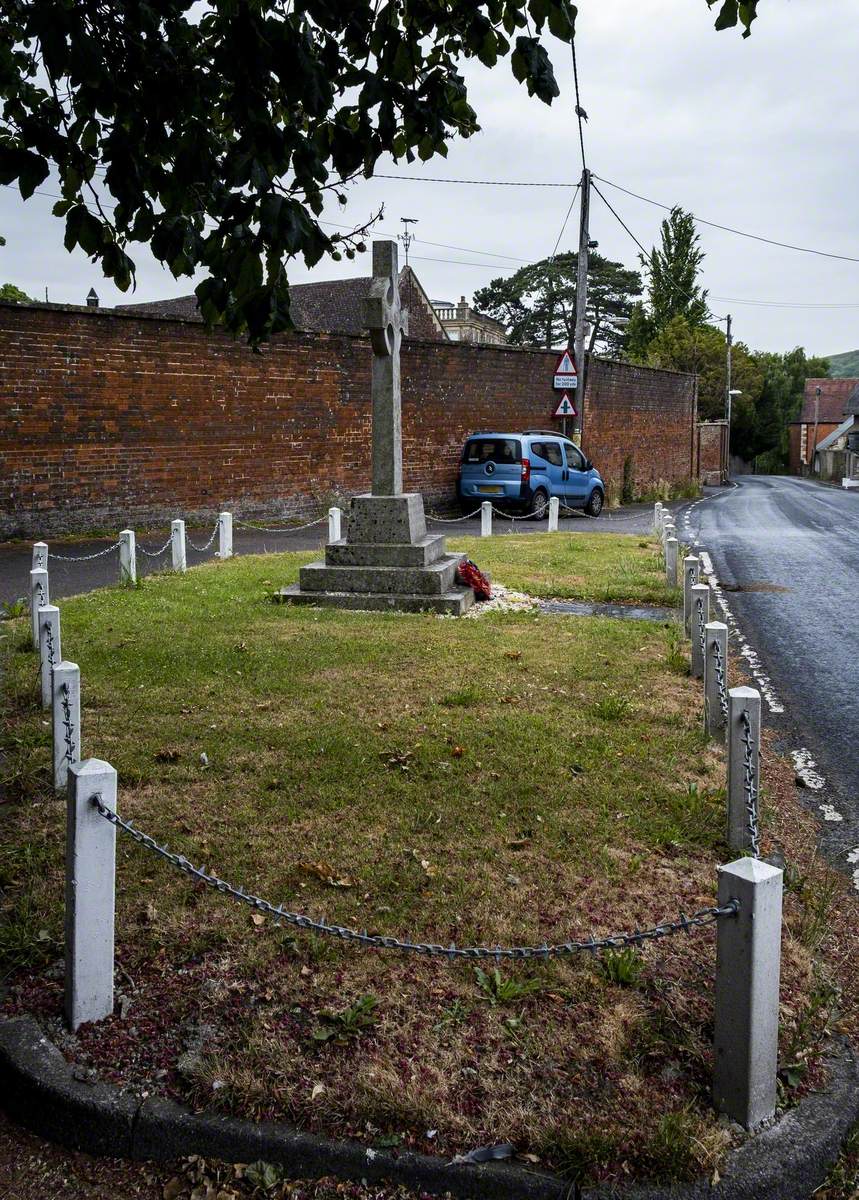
[364, 240, 409, 357]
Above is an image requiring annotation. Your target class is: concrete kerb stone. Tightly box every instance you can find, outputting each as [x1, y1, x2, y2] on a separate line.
[1, 1015, 857, 1200]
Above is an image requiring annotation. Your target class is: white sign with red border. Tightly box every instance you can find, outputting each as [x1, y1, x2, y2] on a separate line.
[553, 348, 578, 390]
[554, 393, 577, 418]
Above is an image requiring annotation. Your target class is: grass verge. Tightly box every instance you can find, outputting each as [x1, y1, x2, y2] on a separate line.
[0, 536, 844, 1189]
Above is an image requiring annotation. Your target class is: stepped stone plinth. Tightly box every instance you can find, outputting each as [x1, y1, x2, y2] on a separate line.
[275, 494, 473, 616]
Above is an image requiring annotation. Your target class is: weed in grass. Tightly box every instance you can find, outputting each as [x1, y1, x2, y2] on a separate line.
[645, 1107, 724, 1182]
[474, 966, 541, 1005]
[439, 687, 480, 708]
[599, 947, 643, 988]
[817, 1119, 859, 1199]
[593, 695, 632, 721]
[796, 870, 842, 953]
[543, 1127, 616, 1183]
[244, 1161, 286, 1191]
[312, 994, 378, 1045]
[778, 968, 840, 1099]
[1, 598, 27, 620]
[665, 623, 689, 675]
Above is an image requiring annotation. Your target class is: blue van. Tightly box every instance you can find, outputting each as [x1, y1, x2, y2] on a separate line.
[457, 430, 605, 518]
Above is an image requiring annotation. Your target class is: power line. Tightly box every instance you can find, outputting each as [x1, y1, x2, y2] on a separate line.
[571, 36, 587, 172]
[548, 182, 581, 263]
[590, 180, 726, 323]
[593, 174, 859, 266]
[373, 174, 572, 187]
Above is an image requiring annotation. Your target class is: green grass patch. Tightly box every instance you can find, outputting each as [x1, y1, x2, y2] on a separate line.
[448, 532, 680, 605]
[0, 540, 804, 1186]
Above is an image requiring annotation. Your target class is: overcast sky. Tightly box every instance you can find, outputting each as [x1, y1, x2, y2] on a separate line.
[2, 0, 858, 357]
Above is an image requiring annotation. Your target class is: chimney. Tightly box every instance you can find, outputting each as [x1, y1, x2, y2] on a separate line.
[86, 288, 99, 307]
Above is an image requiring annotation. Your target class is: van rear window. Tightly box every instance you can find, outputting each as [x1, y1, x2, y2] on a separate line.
[462, 439, 522, 465]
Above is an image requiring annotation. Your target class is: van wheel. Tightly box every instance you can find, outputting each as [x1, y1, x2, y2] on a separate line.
[585, 488, 604, 517]
[530, 488, 549, 520]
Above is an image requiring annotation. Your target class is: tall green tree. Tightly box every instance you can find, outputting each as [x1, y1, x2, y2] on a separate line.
[0, 282, 33, 302]
[642, 206, 709, 329]
[752, 348, 830, 466]
[474, 251, 642, 355]
[0, 1, 760, 342]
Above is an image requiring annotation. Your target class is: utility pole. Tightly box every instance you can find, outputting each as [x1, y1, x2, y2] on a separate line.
[573, 167, 591, 443]
[724, 313, 733, 481]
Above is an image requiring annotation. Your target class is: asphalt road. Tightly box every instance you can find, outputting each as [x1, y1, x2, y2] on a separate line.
[681, 475, 859, 870]
[0, 499, 664, 607]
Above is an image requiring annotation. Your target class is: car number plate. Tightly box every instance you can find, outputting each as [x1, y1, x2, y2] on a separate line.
[479, 485, 503, 494]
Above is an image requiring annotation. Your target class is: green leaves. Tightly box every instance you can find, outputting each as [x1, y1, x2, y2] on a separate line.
[707, 0, 759, 37]
[511, 37, 559, 102]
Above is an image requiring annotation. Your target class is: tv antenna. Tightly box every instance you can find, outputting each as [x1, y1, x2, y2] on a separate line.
[399, 217, 418, 269]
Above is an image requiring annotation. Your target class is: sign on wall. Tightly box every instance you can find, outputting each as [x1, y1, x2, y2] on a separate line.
[553, 348, 578, 390]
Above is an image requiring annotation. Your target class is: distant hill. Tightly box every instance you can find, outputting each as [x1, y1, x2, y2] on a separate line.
[826, 349, 859, 377]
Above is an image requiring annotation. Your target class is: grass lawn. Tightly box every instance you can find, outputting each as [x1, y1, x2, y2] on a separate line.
[0, 536, 832, 1188]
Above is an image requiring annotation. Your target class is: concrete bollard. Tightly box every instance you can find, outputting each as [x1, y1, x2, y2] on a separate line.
[727, 686, 761, 853]
[690, 583, 710, 679]
[171, 519, 186, 572]
[713, 856, 783, 1129]
[548, 495, 560, 533]
[654, 502, 663, 534]
[481, 501, 492, 538]
[703, 621, 729, 739]
[38, 604, 61, 710]
[327, 506, 342, 544]
[119, 529, 136, 585]
[65, 758, 117, 1031]
[219, 511, 234, 560]
[32, 541, 48, 571]
[30, 567, 49, 650]
[52, 660, 81, 793]
[683, 555, 700, 634]
[664, 537, 679, 587]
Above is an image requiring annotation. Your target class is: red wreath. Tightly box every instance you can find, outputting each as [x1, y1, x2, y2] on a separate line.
[456, 557, 492, 601]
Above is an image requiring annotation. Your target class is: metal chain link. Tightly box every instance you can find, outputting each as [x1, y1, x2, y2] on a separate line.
[696, 595, 706, 661]
[234, 516, 327, 534]
[33, 579, 46, 608]
[42, 618, 56, 669]
[92, 797, 739, 960]
[185, 521, 220, 553]
[711, 638, 729, 723]
[60, 682, 76, 765]
[491, 500, 549, 521]
[48, 541, 121, 562]
[425, 507, 483, 523]
[138, 534, 173, 558]
[740, 709, 761, 858]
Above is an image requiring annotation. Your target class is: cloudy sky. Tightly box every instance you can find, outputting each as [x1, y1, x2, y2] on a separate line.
[3, 0, 859, 357]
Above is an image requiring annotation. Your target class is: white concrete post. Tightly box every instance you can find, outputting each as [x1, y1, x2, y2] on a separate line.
[219, 511, 234, 559]
[727, 686, 761, 853]
[171, 519, 186, 572]
[480, 501, 492, 538]
[30, 567, 49, 649]
[683, 555, 700, 634]
[52, 660, 81, 794]
[327, 506, 342, 544]
[690, 583, 710, 679]
[713, 856, 783, 1129]
[662, 520, 676, 549]
[653, 502, 663, 534]
[65, 758, 117, 1031]
[704, 621, 729, 740]
[119, 529, 136, 585]
[32, 541, 48, 571]
[664, 537, 679, 587]
[548, 496, 560, 532]
[38, 604, 61, 710]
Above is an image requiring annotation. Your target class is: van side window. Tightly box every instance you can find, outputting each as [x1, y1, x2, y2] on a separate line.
[544, 442, 564, 467]
[565, 443, 585, 470]
[530, 442, 547, 461]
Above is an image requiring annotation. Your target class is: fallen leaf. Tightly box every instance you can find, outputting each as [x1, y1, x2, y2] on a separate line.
[506, 837, 531, 849]
[155, 748, 180, 763]
[311, 1082, 326, 1100]
[298, 860, 355, 888]
[162, 1179, 183, 1200]
[250, 913, 265, 926]
[451, 745, 464, 758]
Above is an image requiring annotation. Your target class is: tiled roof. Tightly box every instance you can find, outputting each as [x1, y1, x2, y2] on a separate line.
[799, 378, 859, 423]
[846, 383, 859, 417]
[116, 267, 447, 341]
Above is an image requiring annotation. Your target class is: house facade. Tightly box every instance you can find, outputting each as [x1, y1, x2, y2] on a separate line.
[431, 296, 507, 345]
[788, 378, 859, 474]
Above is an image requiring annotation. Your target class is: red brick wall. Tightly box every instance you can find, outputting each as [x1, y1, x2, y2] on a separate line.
[696, 421, 727, 485]
[0, 303, 697, 537]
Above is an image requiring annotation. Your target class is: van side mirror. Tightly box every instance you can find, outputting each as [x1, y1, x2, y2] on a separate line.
[585, 458, 593, 470]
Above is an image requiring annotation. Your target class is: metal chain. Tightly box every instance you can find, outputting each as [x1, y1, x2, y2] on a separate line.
[60, 682, 76, 765]
[711, 638, 729, 722]
[740, 709, 761, 858]
[33, 579, 46, 608]
[234, 516, 327, 534]
[491, 500, 548, 521]
[48, 541, 121, 562]
[696, 595, 706, 661]
[138, 534, 173, 558]
[185, 521, 220, 553]
[42, 618, 56, 669]
[425, 507, 483, 522]
[92, 798, 739, 960]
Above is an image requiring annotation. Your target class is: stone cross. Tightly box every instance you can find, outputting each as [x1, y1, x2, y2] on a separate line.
[364, 240, 409, 495]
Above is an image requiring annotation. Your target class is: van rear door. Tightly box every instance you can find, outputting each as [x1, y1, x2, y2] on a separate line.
[460, 438, 523, 501]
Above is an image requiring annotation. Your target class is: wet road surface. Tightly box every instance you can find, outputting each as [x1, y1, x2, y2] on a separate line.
[681, 475, 859, 870]
[0, 499, 667, 607]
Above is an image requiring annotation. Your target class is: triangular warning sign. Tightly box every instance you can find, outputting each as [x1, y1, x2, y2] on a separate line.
[554, 393, 577, 418]
[554, 348, 577, 376]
